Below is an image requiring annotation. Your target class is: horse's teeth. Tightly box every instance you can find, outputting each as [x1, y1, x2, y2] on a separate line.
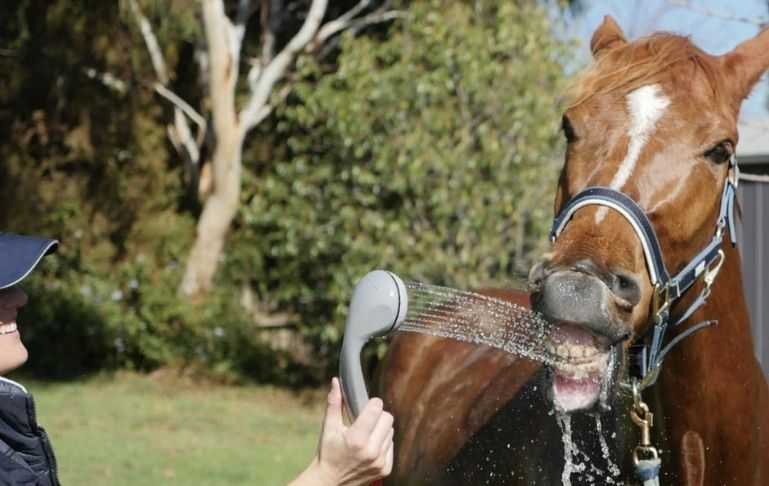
[0, 322, 17, 335]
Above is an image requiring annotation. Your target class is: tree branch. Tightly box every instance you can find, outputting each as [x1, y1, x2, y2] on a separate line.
[128, 0, 170, 84]
[130, 0, 204, 182]
[154, 83, 207, 132]
[341, 10, 405, 37]
[315, 0, 372, 43]
[312, 7, 405, 58]
[239, 0, 329, 133]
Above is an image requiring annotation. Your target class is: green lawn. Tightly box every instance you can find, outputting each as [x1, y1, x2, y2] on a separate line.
[14, 372, 325, 486]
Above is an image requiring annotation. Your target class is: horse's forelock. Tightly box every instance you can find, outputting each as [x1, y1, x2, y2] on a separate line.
[568, 33, 729, 110]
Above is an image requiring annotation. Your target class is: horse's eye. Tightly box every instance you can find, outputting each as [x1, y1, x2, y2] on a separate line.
[704, 141, 732, 164]
[561, 116, 577, 143]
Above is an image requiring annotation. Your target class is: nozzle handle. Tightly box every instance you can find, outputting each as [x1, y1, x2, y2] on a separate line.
[340, 334, 368, 418]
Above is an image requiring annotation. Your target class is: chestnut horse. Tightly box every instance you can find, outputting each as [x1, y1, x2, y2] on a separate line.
[379, 17, 769, 485]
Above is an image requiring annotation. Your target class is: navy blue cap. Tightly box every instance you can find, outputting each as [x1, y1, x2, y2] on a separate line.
[0, 233, 58, 289]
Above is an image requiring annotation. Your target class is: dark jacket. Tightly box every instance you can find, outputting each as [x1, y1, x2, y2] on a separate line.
[0, 378, 59, 486]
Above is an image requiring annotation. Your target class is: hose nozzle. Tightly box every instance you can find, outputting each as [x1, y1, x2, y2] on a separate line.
[339, 270, 408, 417]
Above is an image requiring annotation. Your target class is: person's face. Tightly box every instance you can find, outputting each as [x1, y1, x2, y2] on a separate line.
[0, 287, 29, 374]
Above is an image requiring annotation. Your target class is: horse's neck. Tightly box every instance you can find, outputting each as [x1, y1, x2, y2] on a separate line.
[662, 241, 755, 382]
[649, 242, 762, 480]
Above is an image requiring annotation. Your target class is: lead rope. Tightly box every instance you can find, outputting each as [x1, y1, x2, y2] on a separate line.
[631, 381, 661, 486]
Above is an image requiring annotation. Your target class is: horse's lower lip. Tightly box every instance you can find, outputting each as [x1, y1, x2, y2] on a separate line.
[552, 371, 602, 410]
[550, 359, 608, 412]
[547, 323, 611, 412]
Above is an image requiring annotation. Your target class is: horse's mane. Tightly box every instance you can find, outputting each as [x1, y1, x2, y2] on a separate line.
[569, 33, 726, 108]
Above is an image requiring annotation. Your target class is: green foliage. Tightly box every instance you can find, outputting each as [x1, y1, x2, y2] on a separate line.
[233, 0, 571, 359]
[20, 250, 302, 383]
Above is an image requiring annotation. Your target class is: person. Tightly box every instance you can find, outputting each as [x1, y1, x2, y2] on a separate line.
[0, 233, 393, 486]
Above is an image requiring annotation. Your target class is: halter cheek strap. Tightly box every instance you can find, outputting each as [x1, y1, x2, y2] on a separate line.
[549, 156, 739, 389]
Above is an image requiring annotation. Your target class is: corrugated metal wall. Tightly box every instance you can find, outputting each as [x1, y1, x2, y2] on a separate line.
[738, 179, 768, 378]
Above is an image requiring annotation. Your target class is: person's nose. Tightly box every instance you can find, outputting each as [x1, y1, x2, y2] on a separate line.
[0, 287, 28, 311]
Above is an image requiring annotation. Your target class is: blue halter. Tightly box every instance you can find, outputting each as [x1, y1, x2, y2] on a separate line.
[549, 155, 739, 389]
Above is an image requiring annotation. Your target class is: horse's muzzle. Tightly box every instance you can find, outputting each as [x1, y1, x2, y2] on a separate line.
[529, 261, 635, 343]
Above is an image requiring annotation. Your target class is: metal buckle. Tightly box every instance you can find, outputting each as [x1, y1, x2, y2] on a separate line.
[714, 220, 725, 241]
[652, 283, 670, 322]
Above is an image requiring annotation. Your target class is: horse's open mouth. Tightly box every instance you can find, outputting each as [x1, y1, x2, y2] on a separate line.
[546, 322, 614, 412]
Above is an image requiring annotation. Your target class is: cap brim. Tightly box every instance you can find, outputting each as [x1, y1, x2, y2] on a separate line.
[0, 233, 58, 289]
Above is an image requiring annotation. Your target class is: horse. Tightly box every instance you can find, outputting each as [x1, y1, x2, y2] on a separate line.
[378, 16, 769, 485]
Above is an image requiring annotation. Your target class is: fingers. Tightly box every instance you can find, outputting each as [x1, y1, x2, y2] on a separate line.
[370, 425, 394, 478]
[383, 435, 395, 476]
[378, 427, 394, 458]
[345, 397, 394, 478]
[348, 397, 384, 439]
[369, 409, 394, 452]
[322, 377, 344, 432]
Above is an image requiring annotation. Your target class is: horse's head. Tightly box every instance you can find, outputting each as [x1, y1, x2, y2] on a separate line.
[529, 17, 769, 413]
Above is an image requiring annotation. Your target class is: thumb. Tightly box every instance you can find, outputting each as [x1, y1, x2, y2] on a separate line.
[322, 377, 345, 432]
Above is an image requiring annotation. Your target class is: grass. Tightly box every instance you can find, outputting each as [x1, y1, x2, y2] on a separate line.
[12, 371, 325, 486]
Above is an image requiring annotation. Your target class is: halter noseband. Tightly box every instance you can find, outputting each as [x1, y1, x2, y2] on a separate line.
[549, 155, 739, 390]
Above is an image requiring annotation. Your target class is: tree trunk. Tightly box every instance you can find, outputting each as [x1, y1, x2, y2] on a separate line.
[180, 134, 243, 297]
[180, 0, 243, 298]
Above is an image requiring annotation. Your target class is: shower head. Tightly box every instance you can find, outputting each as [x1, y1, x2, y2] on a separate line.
[339, 270, 408, 417]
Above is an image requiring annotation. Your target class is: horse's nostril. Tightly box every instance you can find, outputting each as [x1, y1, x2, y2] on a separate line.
[610, 272, 641, 306]
[528, 261, 548, 291]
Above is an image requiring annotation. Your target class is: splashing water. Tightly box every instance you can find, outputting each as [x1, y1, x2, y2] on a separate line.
[397, 280, 567, 367]
[555, 412, 585, 486]
[595, 415, 621, 482]
[552, 411, 625, 485]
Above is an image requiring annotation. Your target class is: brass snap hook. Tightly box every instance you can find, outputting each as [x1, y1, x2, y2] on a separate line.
[630, 396, 659, 466]
[703, 249, 725, 289]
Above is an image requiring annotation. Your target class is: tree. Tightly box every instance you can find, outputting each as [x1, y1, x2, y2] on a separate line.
[128, 0, 402, 298]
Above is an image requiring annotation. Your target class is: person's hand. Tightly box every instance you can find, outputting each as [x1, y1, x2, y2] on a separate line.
[290, 377, 394, 486]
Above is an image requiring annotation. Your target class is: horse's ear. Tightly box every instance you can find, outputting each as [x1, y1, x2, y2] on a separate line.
[590, 16, 627, 58]
[721, 28, 769, 102]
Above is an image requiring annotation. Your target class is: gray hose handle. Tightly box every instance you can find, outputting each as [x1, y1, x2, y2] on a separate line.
[339, 270, 408, 417]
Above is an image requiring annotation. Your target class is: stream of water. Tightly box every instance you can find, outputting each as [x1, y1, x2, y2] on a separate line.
[397, 279, 567, 367]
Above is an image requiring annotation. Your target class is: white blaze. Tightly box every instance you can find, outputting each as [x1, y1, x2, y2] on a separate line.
[595, 84, 670, 223]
